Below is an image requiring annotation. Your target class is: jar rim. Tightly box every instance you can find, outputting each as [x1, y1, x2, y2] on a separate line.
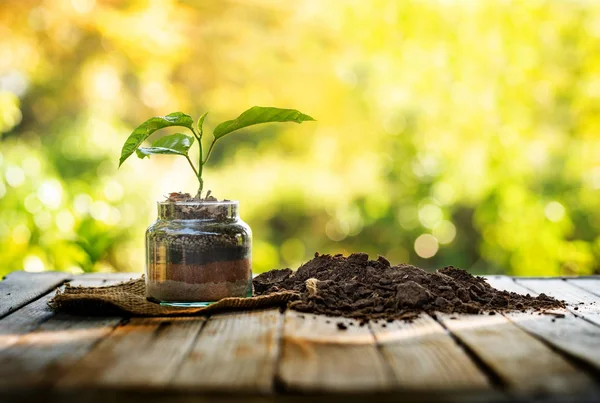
[157, 200, 239, 206]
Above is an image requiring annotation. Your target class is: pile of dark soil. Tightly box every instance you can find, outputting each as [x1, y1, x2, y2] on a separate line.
[253, 253, 565, 321]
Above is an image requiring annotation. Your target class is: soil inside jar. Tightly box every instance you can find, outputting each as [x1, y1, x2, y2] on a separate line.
[147, 278, 252, 302]
[147, 192, 252, 302]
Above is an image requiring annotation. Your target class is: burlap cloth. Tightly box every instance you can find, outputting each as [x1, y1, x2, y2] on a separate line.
[49, 277, 300, 316]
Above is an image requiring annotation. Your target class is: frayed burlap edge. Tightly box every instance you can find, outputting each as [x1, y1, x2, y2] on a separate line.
[49, 277, 300, 317]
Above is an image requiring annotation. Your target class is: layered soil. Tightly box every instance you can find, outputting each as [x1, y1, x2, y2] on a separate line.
[147, 278, 252, 302]
[147, 259, 252, 301]
[146, 191, 252, 302]
[253, 252, 565, 321]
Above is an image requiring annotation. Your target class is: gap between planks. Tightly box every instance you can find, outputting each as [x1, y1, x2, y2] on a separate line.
[436, 310, 595, 395]
[0, 276, 128, 389]
[567, 278, 600, 297]
[486, 276, 600, 376]
[369, 313, 490, 391]
[0, 271, 71, 319]
[4, 273, 600, 398]
[56, 308, 284, 394]
[516, 278, 600, 327]
[277, 310, 393, 393]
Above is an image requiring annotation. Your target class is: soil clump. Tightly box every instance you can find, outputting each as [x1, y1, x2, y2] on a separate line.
[253, 252, 565, 321]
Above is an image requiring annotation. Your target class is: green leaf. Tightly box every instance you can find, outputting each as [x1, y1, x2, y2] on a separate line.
[213, 106, 315, 139]
[197, 111, 208, 135]
[119, 112, 194, 167]
[135, 133, 195, 159]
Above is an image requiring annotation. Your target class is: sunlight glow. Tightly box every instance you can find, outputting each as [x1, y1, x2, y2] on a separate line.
[414, 234, 439, 259]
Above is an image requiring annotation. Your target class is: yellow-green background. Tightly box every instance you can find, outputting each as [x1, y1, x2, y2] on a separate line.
[1, 0, 599, 277]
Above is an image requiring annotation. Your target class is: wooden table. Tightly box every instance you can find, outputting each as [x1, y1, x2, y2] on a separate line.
[1, 272, 599, 402]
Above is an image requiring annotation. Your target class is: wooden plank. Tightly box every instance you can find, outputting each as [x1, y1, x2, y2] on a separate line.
[515, 278, 600, 326]
[278, 311, 393, 392]
[486, 277, 600, 372]
[438, 312, 596, 395]
[56, 317, 203, 389]
[0, 276, 126, 389]
[0, 293, 57, 341]
[0, 271, 70, 318]
[0, 389, 517, 403]
[0, 275, 123, 350]
[0, 315, 123, 389]
[566, 278, 600, 298]
[483, 276, 531, 294]
[370, 314, 490, 390]
[173, 309, 282, 393]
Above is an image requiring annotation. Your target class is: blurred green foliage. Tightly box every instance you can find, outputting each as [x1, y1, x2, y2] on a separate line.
[1, 0, 599, 277]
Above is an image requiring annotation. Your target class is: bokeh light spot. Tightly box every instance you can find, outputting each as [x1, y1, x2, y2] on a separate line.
[433, 220, 457, 245]
[34, 211, 53, 230]
[326, 218, 350, 241]
[74, 193, 93, 215]
[12, 225, 31, 245]
[90, 201, 111, 222]
[141, 81, 168, 108]
[38, 180, 63, 209]
[24, 255, 45, 273]
[397, 206, 419, 230]
[5, 166, 25, 187]
[56, 210, 75, 232]
[418, 204, 443, 229]
[71, 0, 95, 14]
[22, 156, 41, 177]
[545, 201, 565, 222]
[414, 234, 439, 259]
[104, 181, 124, 202]
[0, 92, 23, 132]
[24, 194, 43, 214]
[92, 66, 121, 101]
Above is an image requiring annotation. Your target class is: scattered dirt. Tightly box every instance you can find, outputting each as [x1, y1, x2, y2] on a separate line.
[253, 252, 565, 321]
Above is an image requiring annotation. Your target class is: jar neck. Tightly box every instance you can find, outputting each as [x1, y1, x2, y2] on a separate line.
[158, 202, 239, 221]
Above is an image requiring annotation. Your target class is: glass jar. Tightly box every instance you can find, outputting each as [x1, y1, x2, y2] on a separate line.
[146, 200, 252, 307]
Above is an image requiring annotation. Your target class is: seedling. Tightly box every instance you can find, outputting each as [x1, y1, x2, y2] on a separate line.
[119, 106, 314, 198]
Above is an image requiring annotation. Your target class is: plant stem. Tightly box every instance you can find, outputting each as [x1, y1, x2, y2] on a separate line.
[197, 141, 203, 196]
[203, 139, 217, 165]
[191, 126, 204, 198]
[185, 155, 199, 178]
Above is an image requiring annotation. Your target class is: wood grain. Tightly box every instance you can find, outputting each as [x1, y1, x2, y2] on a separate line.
[0, 293, 57, 340]
[57, 317, 203, 389]
[0, 314, 123, 389]
[566, 278, 600, 297]
[0, 271, 70, 318]
[370, 314, 489, 390]
[0, 275, 128, 350]
[487, 277, 600, 371]
[2, 273, 600, 399]
[278, 311, 393, 392]
[438, 312, 595, 394]
[515, 278, 600, 326]
[173, 309, 282, 393]
[484, 276, 529, 294]
[0, 276, 126, 389]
